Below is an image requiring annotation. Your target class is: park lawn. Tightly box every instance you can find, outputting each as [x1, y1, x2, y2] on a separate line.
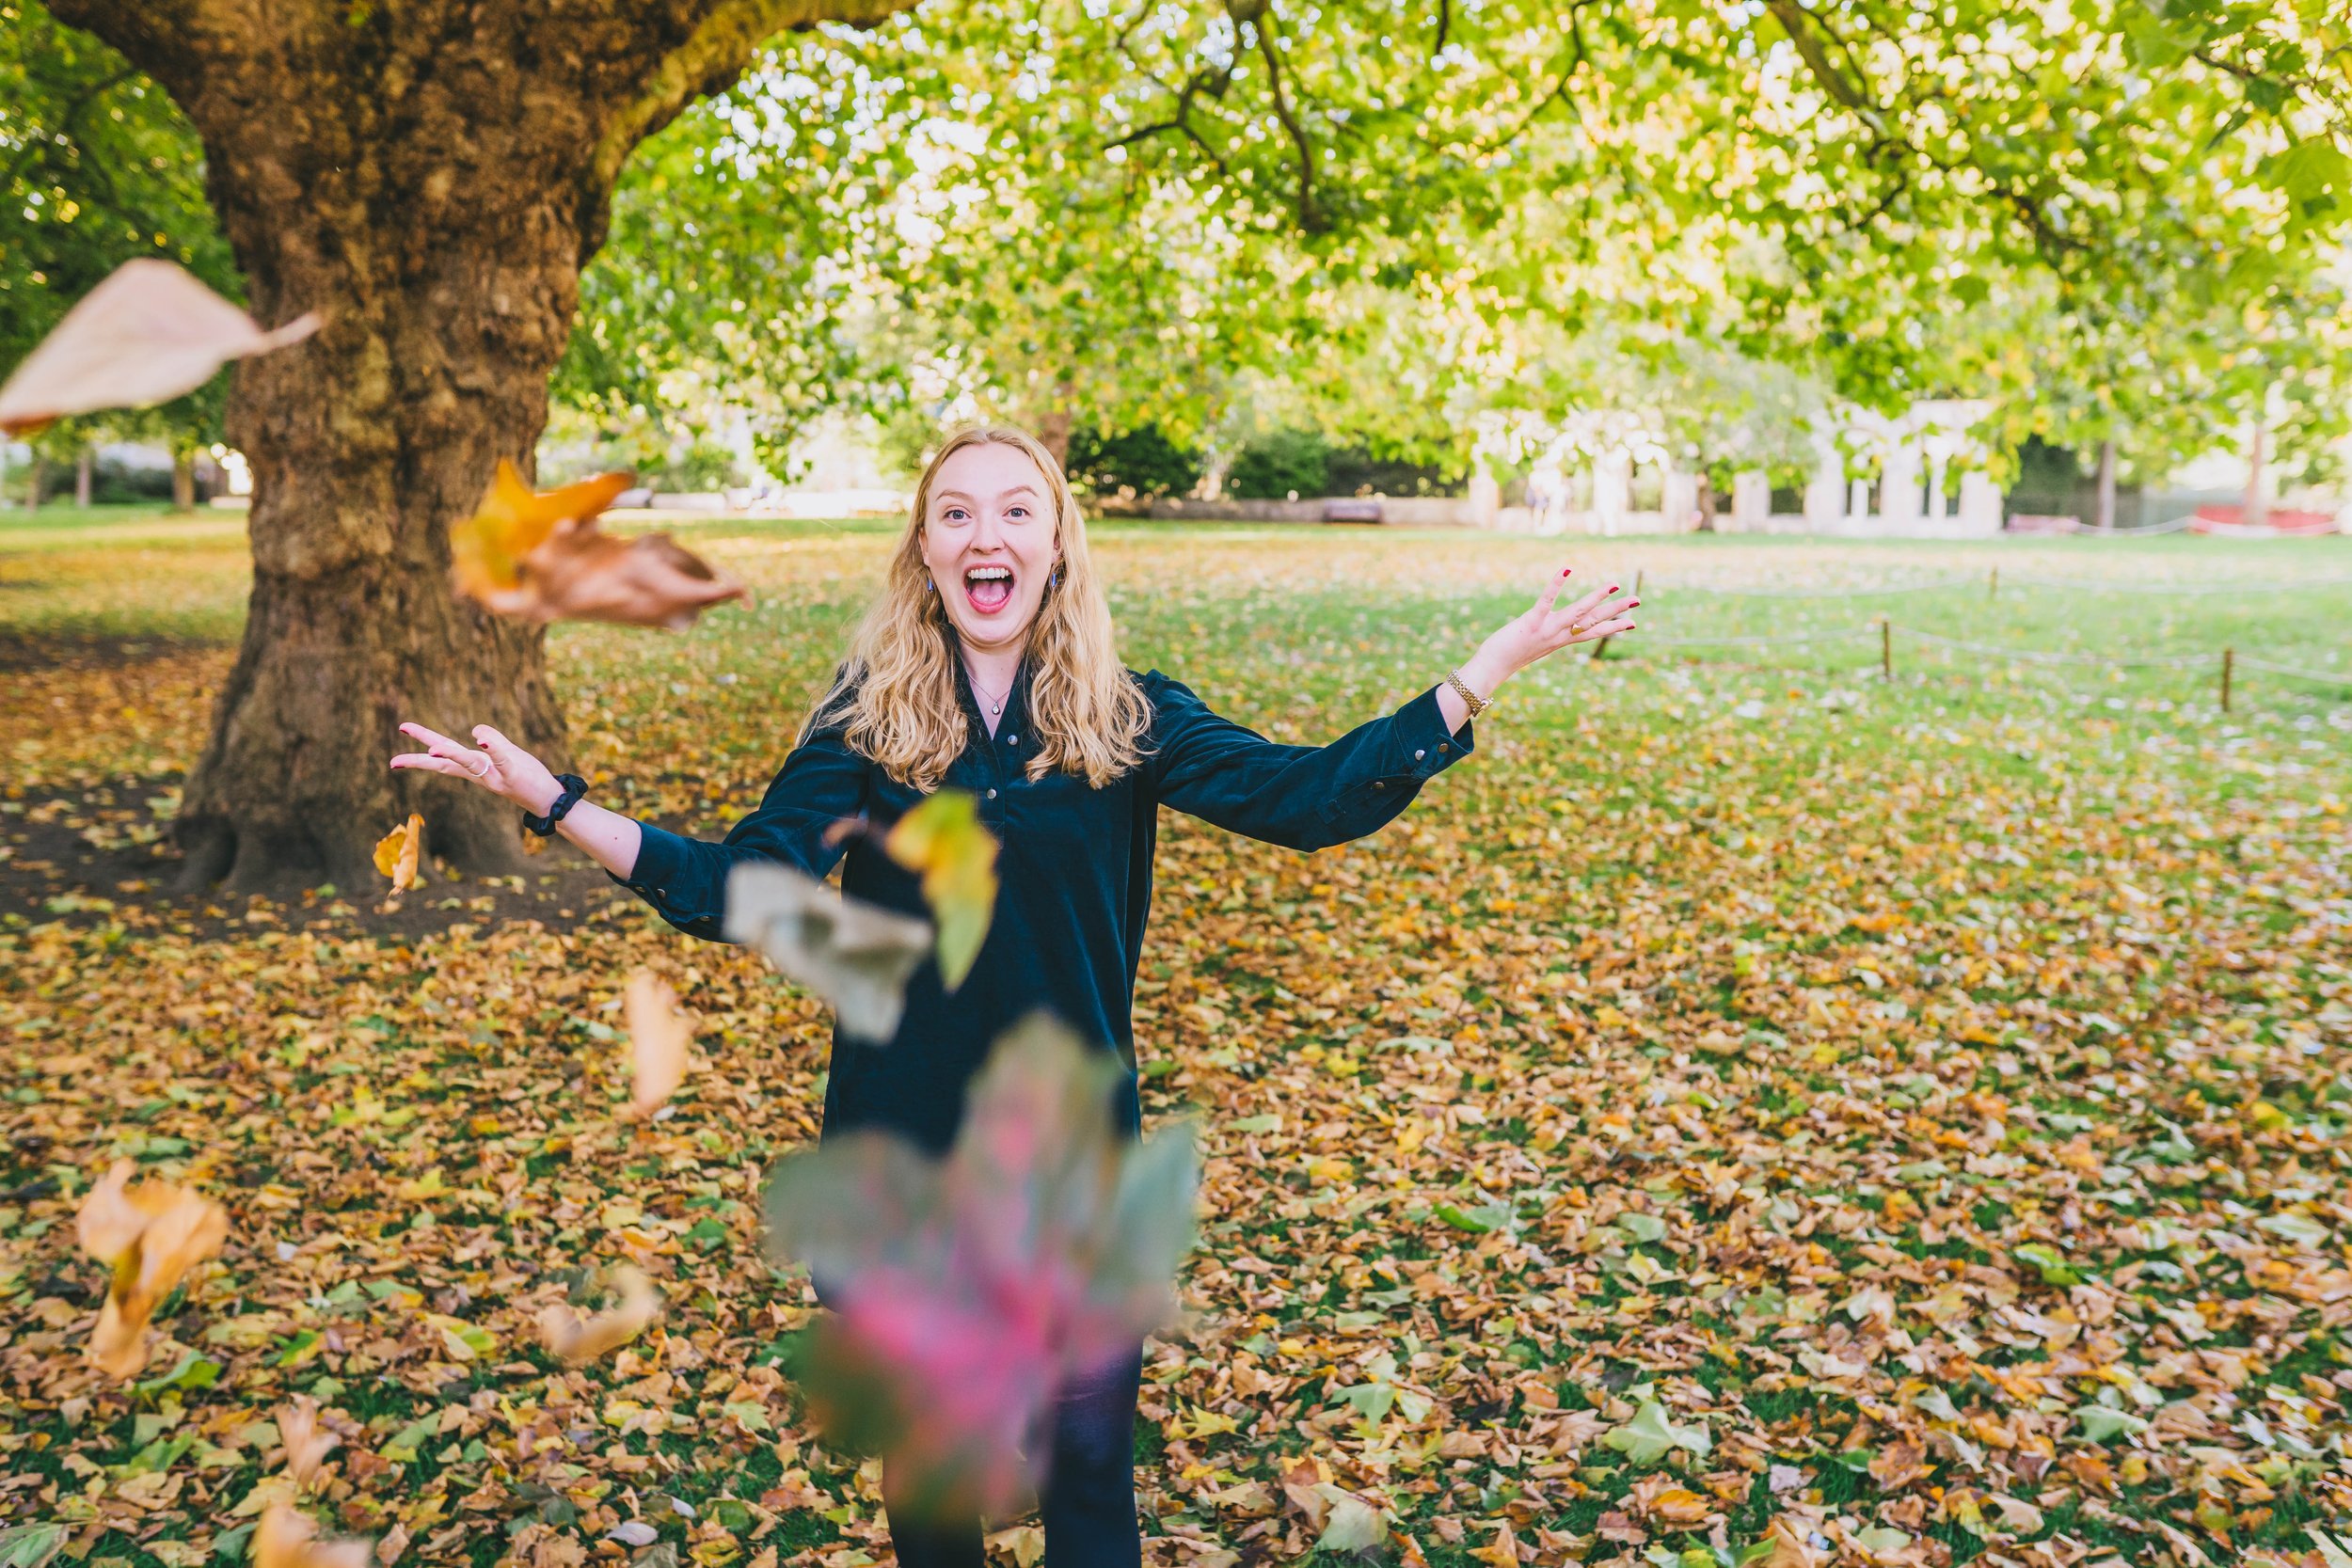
[0, 518, 2348, 1568]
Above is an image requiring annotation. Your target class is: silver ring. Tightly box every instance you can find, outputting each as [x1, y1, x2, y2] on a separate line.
[467, 755, 491, 778]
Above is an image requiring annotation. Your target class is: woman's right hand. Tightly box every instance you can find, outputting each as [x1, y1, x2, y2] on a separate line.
[390, 722, 563, 815]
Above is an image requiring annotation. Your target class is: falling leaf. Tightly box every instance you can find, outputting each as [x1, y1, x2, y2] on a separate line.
[763, 1013, 1198, 1519]
[449, 462, 634, 597]
[373, 814, 423, 895]
[723, 863, 933, 1042]
[74, 1159, 229, 1378]
[0, 259, 318, 435]
[275, 1397, 341, 1491]
[538, 1266, 663, 1365]
[253, 1505, 372, 1568]
[623, 971, 691, 1118]
[882, 791, 1000, 990]
[452, 463, 743, 629]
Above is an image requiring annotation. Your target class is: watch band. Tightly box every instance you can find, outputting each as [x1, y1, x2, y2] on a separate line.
[1446, 672, 1492, 718]
[523, 773, 589, 837]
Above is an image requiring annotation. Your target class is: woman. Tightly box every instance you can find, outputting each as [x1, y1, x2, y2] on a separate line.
[390, 423, 1636, 1566]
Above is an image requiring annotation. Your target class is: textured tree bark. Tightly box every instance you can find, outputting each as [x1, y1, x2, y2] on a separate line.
[74, 449, 92, 507]
[170, 452, 196, 514]
[48, 0, 917, 891]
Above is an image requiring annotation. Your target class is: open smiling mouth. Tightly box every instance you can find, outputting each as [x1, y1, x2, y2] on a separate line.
[964, 564, 1014, 613]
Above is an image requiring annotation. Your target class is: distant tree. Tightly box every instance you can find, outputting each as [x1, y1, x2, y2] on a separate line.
[1063, 425, 1202, 500]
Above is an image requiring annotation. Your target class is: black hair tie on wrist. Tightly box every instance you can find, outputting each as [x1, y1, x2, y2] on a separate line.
[523, 773, 589, 837]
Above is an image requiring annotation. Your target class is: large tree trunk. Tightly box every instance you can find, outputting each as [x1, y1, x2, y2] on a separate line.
[170, 451, 197, 513]
[74, 449, 93, 507]
[51, 0, 917, 892]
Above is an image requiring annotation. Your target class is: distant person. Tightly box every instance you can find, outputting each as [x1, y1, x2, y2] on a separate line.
[391, 423, 1638, 1567]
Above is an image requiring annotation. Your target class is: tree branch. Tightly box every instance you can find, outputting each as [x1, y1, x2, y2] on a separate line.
[1766, 0, 1873, 114]
[592, 0, 923, 190]
[1249, 9, 1323, 232]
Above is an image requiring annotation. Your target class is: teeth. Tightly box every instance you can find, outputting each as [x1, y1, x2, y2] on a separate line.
[968, 567, 1010, 581]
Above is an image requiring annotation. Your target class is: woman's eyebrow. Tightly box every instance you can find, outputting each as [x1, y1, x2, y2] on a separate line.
[996, 484, 1041, 502]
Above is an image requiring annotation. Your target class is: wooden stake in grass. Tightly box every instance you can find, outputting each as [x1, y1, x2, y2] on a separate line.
[1880, 619, 1893, 681]
[2221, 646, 2234, 713]
[1989, 565, 1999, 599]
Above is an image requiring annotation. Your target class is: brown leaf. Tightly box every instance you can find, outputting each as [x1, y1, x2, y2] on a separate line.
[623, 971, 691, 1119]
[0, 259, 318, 435]
[537, 1265, 662, 1365]
[253, 1505, 372, 1568]
[455, 471, 743, 629]
[1868, 1438, 1931, 1491]
[74, 1160, 228, 1379]
[373, 814, 423, 895]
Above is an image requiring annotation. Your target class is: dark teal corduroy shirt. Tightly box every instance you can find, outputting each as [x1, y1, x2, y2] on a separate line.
[615, 662, 1474, 1153]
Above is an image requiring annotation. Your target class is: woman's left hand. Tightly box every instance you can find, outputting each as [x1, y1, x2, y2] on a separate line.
[1467, 566, 1637, 687]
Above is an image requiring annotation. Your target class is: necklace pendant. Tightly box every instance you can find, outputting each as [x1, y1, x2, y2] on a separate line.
[991, 701, 1002, 715]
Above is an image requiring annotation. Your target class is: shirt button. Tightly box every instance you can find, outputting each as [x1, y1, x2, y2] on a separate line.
[1414, 748, 1426, 761]
[986, 787, 999, 800]
[1374, 780, 1386, 789]
[1438, 743, 1450, 752]
[1007, 735, 1018, 745]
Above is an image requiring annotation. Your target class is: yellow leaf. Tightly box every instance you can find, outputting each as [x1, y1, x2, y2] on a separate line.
[882, 791, 1000, 990]
[75, 1159, 229, 1379]
[624, 971, 691, 1119]
[373, 814, 422, 895]
[537, 1265, 663, 1366]
[449, 461, 632, 598]
[253, 1503, 373, 1568]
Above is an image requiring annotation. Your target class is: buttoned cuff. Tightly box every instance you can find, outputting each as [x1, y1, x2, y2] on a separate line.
[612, 823, 687, 896]
[1401, 684, 1475, 777]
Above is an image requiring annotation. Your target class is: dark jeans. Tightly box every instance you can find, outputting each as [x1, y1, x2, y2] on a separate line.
[883, 1349, 1144, 1568]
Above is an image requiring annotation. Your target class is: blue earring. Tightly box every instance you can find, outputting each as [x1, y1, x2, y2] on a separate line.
[925, 577, 934, 593]
[1051, 564, 1063, 588]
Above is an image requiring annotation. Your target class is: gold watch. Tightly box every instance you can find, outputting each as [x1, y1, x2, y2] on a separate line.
[1446, 671, 1492, 718]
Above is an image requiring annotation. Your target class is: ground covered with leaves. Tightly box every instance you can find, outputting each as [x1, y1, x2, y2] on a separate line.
[2, 511, 2349, 1568]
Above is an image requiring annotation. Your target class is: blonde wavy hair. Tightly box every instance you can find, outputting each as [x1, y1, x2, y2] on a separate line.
[805, 422, 1152, 792]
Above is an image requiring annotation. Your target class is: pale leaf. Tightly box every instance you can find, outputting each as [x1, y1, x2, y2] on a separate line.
[0, 260, 317, 435]
[538, 1266, 663, 1366]
[623, 972, 691, 1118]
[723, 863, 932, 1042]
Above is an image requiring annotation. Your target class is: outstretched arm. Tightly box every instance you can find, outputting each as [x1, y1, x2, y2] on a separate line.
[1435, 567, 1637, 729]
[392, 722, 643, 876]
[1149, 565, 1635, 852]
[389, 718, 866, 940]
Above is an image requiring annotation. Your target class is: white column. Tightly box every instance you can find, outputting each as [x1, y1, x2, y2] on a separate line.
[1731, 470, 1770, 532]
[1661, 469, 1699, 532]
[1594, 451, 1630, 536]
[1958, 471, 2002, 534]
[1881, 445, 1924, 532]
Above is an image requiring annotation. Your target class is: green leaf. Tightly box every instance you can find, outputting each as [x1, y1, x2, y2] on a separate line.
[1604, 1400, 1711, 1465]
[2278, 140, 2352, 206]
[883, 791, 1000, 992]
[133, 1352, 220, 1395]
[2077, 1406, 2149, 1442]
[0, 1524, 69, 1568]
[381, 1412, 444, 1463]
[2258, 1212, 2331, 1248]
[1435, 1202, 1505, 1233]
[1618, 1212, 1668, 1243]
[1312, 1490, 1388, 1553]
[2011, 1243, 2085, 1287]
[1336, 1381, 1395, 1423]
[1227, 1114, 1282, 1134]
